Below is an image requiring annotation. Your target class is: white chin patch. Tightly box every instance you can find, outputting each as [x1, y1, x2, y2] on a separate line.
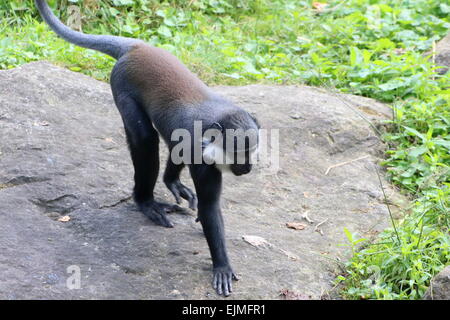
[203, 143, 226, 162]
[202, 141, 258, 173]
[202, 143, 232, 172]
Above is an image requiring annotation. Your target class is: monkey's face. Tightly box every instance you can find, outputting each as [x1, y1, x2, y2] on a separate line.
[227, 127, 259, 176]
[229, 148, 254, 176]
[229, 162, 252, 176]
[204, 139, 258, 176]
[201, 111, 260, 175]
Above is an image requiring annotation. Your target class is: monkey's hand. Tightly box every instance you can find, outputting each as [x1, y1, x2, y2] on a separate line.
[165, 180, 197, 210]
[213, 266, 239, 297]
[138, 200, 185, 228]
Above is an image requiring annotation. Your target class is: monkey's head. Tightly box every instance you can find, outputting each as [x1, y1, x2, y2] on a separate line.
[202, 110, 260, 176]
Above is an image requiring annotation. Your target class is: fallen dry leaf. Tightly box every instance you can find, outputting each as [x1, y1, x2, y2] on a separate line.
[33, 121, 49, 127]
[242, 235, 270, 247]
[286, 222, 307, 230]
[312, 2, 328, 11]
[104, 137, 117, 144]
[279, 289, 312, 300]
[279, 249, 299, 261]
[394, 48, 407, 55]
[58, 215, 71, 222]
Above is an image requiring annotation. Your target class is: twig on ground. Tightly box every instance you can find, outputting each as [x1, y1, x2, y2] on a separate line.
[314, 218, 329, 236]
[432, 41, 436, 80]
[325, 155, 370, 175]
[374, 165, 401, 244]
[302, 210, 315, 224]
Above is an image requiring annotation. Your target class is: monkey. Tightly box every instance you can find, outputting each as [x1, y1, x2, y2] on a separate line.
[35, 1, 260, 296]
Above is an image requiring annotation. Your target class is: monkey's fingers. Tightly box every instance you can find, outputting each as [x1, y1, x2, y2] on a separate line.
[213, 273, 231, 296]
[178, 185, 197, 210]
[142, 208, 174, 228]
[167, 185, 182, 204]
[213, 268, 235, 296]
[222, 273, 231, 296]
[160, 202, 190, 215]
[168, 182, 197, 210]
[213, 273, 223, 296]
[227, 273, 233, 293]
[188, 200, 197, 210]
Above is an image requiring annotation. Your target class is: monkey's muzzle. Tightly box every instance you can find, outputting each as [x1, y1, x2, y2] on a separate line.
[230, 164, 252, 176]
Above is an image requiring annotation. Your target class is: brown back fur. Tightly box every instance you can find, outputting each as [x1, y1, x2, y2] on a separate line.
[124, 44, 210, 107]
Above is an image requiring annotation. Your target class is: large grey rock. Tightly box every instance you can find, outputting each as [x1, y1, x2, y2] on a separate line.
[0, 62, 404, 299]
[423, 266, 450, 300]
[435, 33, 450, 74]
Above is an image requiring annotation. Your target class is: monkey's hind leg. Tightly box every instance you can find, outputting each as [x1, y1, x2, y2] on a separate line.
[114, 95, 182, 228]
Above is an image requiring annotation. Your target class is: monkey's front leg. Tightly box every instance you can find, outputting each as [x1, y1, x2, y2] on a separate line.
[190, 165, 238, 296]
[163, 159, 197, 210]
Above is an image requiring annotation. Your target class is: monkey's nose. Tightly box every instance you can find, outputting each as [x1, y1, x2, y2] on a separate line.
[242, 167, 251, 174]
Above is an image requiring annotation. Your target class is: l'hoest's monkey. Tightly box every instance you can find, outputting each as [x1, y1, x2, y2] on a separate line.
[35, 0, 260, 296]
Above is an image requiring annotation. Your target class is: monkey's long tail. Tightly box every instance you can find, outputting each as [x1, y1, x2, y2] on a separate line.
[35, 0, 142, 60]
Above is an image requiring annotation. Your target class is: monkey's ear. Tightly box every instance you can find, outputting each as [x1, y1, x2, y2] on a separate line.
[203, 122, 223, 149]
[210, 122, 223, 132]
[249, 114, 260, 129]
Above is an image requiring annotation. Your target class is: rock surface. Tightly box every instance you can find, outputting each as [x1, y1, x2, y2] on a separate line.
[435, 32, 450, 74]
[0, 62, 404, 299]
[423, 266, 450, 300]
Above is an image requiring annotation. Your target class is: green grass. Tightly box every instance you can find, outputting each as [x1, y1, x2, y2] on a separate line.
[1, 0, 449, 299]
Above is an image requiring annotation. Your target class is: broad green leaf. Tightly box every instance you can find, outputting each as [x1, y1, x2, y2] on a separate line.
[350, 47, 363, 67]
[343, 227, 353, 243]
[379, 79, 406, 91]
[408, 146, 428, 158]
[112, 0, 134, 6]
[433, 139, 450, 150]
[157, 26, 172, 38]
[403, 126, 426, 142]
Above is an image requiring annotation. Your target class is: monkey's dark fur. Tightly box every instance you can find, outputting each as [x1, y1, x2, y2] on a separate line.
[35, 1, 260, 296]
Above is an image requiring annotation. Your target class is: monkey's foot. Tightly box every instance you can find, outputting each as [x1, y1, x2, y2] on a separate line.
[138, 200, 186, 228]
[213, 266, 239, 297]
[165, 180, 197, 210]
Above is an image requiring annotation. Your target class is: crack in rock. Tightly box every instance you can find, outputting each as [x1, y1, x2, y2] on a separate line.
[99, 196, 133, 209]
[30, 194, 79, 215]
[4, 176, 50, 188]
